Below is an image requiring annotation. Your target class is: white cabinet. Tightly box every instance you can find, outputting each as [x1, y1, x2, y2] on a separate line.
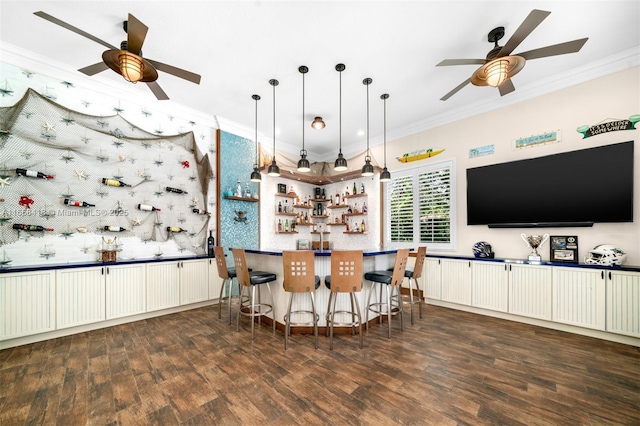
[207, 258, 223, 300]
[0, 270, 55, 340]
[472, 262, 508, 312]
[423, 258, 442, 300]
[56, 267, 106, 329]
[441, 259, 472, 306]
[553, 267, 606, 330]
[146, 259, 209, 312]
[180, 259, 209, 305]
[508, 263, 552, 321]
[105, 264, 146, 320]
[606, 270, 640, 337]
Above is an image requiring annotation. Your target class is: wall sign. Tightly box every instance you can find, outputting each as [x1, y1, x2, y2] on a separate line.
[514, 130, 561, 150]
[576, 115, 639, 138]
[469, 144, 494, 158]
[396, 148, 444, 163]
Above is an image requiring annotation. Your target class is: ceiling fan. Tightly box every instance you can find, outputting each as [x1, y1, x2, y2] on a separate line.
[34, 11, 201, 100]
[436, 9, 588, 101]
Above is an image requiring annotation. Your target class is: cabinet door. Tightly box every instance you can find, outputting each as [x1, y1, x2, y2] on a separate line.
[472, 262, 508, 312]
[423, 258, 441, 300]
[105, 264, 146, 320]
[607, 270, 640, 337]
[441, 259, 472, 306]
[1, 271, 55, 340]
[146, 262, 180, 312]
[509, 264, 552, 320]
[180, 259, 209, 305]
[208, 258, 223, 300]
[56, 267, 105, 329]
[553, 267, 605, 330]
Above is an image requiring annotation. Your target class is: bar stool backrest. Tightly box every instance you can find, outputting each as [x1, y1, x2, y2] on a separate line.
[214, 246, 231, 280]
[231, 248, 251, 287]
[330, 250, 363, 293]
[390, 248, 410, 287]
[283, 250, 316, 293]
[412, 246, 427, 280]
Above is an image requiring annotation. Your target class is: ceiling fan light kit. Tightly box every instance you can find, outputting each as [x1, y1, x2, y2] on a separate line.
[471, 55, 525, 87]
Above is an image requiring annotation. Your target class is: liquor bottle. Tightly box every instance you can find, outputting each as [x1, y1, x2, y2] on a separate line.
[345, 185, 350, 196]
[137, 203, 161, 212]
[102, 178, 130, 187]
[236, 180, 242, 197]
[64, 198, 95, 207]
[207, 231, 215, 257]
[353, 182, 357, 195]
[16, 168, 54, 180]
[361, 219, 366, 233]
[284, 200, 289, 213]
[304, 212, 309, 223]
[360, 183, 365, 194]
[278, 219, 282, 232]
[192, 208, 209, 215]
[12, 223, 54, 232]
[244, 183, 251, 198]
[362, 202, 368, 213]
[103, 226, 129, 232]
[278, 201, 282, 213]
[166, 226, 186, 233]
[166, 186, 188, 194]
[284, 219, 289, 232]
[335, 193, 340, 205]
[321, 188, 326, 199]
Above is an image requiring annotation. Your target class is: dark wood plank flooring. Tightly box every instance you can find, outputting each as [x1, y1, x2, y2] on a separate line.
[1, 304, 638, 425]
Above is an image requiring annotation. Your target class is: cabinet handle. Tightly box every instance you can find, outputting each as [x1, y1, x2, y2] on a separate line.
[608, 271, 612, 280]
[106, 267, 109, 275]
[509, 264, 512, 272]
[101, 267, 104, 275]
[469, 261, 471, 268]
[601, 271, 604, 280]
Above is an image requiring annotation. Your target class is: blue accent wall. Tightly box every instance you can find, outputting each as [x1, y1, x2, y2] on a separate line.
[219, 130, 259, 251]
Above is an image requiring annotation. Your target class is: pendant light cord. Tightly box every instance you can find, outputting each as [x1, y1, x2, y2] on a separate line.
[255, 96, 259, 165]
[272, 82, 276, 160]
[383, 95, 386, 167]
[302, 71, 305, 152]
[339, 69, 342, 154]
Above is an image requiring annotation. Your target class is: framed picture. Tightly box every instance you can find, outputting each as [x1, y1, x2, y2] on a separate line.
[277, 183, 287, 194]
[550, 236, 579, 263]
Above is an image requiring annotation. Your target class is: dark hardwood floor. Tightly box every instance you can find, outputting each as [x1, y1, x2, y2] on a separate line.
[1, 304, 638, 425]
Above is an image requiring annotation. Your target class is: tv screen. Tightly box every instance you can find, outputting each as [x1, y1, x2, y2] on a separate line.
[466, 141, 634, 227]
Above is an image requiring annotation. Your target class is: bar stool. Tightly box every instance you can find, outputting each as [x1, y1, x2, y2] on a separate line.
[364, 248, 410, 338]
[282, 250, 320, 350]
[324, 250, 364, 350]
[389, 246, 427, 324]
[214, 246, 243, 324]
[232, 248, 277, 340]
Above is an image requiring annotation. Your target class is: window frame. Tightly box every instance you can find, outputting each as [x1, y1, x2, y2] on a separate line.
[384, 158, 457, 251]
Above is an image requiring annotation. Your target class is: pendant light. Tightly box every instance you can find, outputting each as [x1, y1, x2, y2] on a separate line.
[250, 94, 262, 182]
[267, 78, 280, 177]
[379, 93, 391, 182]
[361, 77, 374, 177]
[297, 66, 311, 172]
[334, 63, 348, 171]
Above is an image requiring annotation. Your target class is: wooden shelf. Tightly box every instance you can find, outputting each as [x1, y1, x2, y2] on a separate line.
[275, 212, 297, 217]
[310, 231, 330, 235]
[275, 193, 297, 199]
[311, 215, 329, 219]
[225, 196, 259, 202]
[327, 222, 346, 226]
[295, 223, 313, 226]
[343, 231, 368, 235]
[344, 212, 367, 217]
[276, 231, 298, 234]
[293, 204, 312, 209]
[345, 193, 367, 199]
[327, 204, 349, 209]
[311, 198, 330, 202]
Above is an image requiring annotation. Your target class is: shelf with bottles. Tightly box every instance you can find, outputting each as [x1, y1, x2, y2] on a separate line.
[275, 192, 297, 199]
[275, 212, 298, 217]
[343, 231, 369, 235]
[344, 212, 368, 217]
[327, 203, 349, 209]
[344, 193, 368, 199]
[293, 204, 313, 209]
[224, 195, 259, 202]
[327, 222, 346, 226]
[310, 215, 329, 219]
[276, 231, 299, 234]
[310, 231, 330, 235]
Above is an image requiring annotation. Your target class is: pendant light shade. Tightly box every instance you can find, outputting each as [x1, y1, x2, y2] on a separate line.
[361, 77, 374, 177]
[267, 78, 280, 177]
[379, 93, 391, 182]
[250, 94, 262, 182]
[297, 66, 311, 173]
[334, 63, 348, 172]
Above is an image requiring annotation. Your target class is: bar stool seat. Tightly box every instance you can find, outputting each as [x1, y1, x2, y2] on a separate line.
[386, 246, 426, 324]
[364, 248, 410, 338]
[282, 250, 320, 350]
[232, 248, 277, 340]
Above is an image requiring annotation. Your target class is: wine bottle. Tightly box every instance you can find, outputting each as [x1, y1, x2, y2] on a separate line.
[353, 182, 357, 195]
[278, 219, 282, 232]
[207, 231, 215, 257]
[166, 186, 188, 194]
[103, 226, 129, 232]
[166, 226, 186, 233]
[102, 178, 130, 187]
[321, 188, 326, 199]
[278, 201, 282, 213]
[64, 198, 95, 207]
[360, 183, 365, 194]
[192, 208, 209, 215]
[361, 219, 366, 233]
[137, 203, 161, 212]
[16, 168, 54, 180]
[284, 219, 289, 232]
[12, 223, 54, 232]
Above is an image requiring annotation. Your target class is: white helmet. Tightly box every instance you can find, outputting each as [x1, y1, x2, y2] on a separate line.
[585, 244, 626, 266]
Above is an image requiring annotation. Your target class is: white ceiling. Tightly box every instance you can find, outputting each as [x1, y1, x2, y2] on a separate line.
[1, 1, 639, 161]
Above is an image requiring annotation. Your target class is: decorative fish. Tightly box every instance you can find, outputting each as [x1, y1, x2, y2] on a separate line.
[181, 160, 190, 168]
[19, 195, 34, 209]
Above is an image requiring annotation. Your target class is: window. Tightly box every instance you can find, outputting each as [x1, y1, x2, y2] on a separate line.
[385, 159, 456, 251]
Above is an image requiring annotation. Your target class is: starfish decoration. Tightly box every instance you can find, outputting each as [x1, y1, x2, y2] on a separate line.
[81, 99, 91, 108]
[154, 157, 164, 167]
[21, 69, 35, 78]
[131, 217, 142, 226]
[0, 177, 11, 187]
[60, 81, 75, 88]
[74, 169, 89, 180]
[188, 173, 197, 182]
[40, 133, 56, 141]
[60, 152, 75, 163]
[61, 116, 75, 126]
[141, 109, 152, 118]
[141, 141, 151, 149]
[96, 188, 109, 198]
[80, 136, 91, 144]
[20, 150, 34, 159]
[157, 141, 165, 149]
[154, 129, 164, 135]
[136, 169, 145, 177]
[112, 140, 124, 148]
[96, 120, 109, 128]
[96, 152, 109, 163]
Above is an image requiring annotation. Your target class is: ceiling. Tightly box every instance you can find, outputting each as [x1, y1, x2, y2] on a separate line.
[1, 1, 639, 162]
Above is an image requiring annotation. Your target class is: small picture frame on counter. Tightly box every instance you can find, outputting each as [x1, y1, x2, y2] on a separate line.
[277, 183, 287, 194]
[550, 235, 579, 263]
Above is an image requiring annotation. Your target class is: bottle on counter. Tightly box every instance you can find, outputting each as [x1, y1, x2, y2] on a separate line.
[64, 198, 95, 207]
[335, 193, 340, 205]
[102, 178, 130, 187]
[12, 223, 54, 232]
[207, 231, 215, 257]
[362, 202, 368, 213]
[166, 186, 188, 194]
[137, 203, 161, 212]
[16, 168, 54, 180]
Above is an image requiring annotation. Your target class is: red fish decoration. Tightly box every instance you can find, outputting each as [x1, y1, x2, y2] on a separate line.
[181, 160, 190, 168]
[19, 195, 34, 209]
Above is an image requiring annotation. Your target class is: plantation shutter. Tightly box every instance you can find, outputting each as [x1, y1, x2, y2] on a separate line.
[419, 166, 451, 244]
[389, 174, 414, 242]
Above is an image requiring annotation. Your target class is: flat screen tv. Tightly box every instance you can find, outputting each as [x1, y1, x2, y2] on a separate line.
[466, 141, 634, 228]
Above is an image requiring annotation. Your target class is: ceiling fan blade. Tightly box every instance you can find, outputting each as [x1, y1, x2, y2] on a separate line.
[146, 59, 201, 84]
[78, 62, 109, 76]
[147, 81, 169, 100]
[437, 59, 486, 67]
[498, 9, 551, 58]
[34, 11, 118, 50]
[517, 38, 589, 61]
[498, 79, 516, 96]
[440, 77, 472, 101]
[126, 13, 148, 56]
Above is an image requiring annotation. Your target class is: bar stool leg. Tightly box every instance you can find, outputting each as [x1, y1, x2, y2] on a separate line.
[251, 285, 257, 340]
[352, 292, 363, 349]
[218, 277, 228, 319]
[408, 277, 415, 325]
[311, 292, 318, 349]
[265, 282, 276, 333]
[365, 281, 375, 330]
[329, 295, 338, 350]
[285, 292, 293, 350]
[397, 285, 404, 332]
[326, 292, 333, 337]
[386, 284, 392, 338]
[414, 277, 423, 319]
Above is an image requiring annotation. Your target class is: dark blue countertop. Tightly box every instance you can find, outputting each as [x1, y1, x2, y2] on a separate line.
[244, 248, 399, 257]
